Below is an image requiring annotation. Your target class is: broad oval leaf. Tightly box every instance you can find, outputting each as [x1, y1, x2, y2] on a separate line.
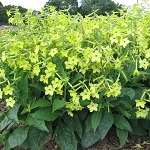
[63, 113, 83, 139]
[52, 99, 66, 112]
[114, 114, 132, 132]
[55, 121, 77, 150]
[28, 126, 53, 150]
[26, 114, 49, 132]
[82, 112, 114, 148]
[6, 126, 29, 149]
[30, 98, 51, 109]
[91, 111, 102, 132]
[116, 128, 128, 148]
[31, 107, 59, 121]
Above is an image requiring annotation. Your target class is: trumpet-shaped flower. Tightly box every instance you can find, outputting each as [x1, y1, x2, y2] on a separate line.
[120, 38, 130, 48]
[139, 58, 149, 70]
[45, 85, 55, 96]
[80, 89, 90, 100]
[3, 85, 13, 95]
[6, 97, 15, 107]
[87, 102, 98, 112]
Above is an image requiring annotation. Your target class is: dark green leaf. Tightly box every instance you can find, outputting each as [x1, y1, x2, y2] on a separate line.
[6, 126, 29, 149]
[28, 126, 52, 150]
[72, 74, 83, 84]
[30, 98, 51, 109]
[116, 128, 128, 148]
[7, 104, 20, 124]
[26, 114, 49, 132]
[52, 99, 66, 112]
[114, 114, 132, 132]
[55, 121, 77, 150]
[0, 116, 12, 130]
[63, 113, 83, 138]
[91, 111, 102, 132]
[29, 84, 45, 92]
[81, 112, 114, 148]
[31, 107, 59, 121]
[17, 71, 28, 104]
[119, 88, 135, 100]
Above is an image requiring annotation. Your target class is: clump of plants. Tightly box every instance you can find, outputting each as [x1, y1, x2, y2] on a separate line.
[0, 3, 150, 150]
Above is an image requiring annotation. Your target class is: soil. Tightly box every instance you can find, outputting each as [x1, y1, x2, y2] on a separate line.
[1, 126, 150, 150]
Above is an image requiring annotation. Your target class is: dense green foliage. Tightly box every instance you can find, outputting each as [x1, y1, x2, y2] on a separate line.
[0, 3, 150, 150]
[45, 0, 122, 15]
[45, 0, 78, 14]
[0, 3, 27, 24]
[79, 0, 122, 16]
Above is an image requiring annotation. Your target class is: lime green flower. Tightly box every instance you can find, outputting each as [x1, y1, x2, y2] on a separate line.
[52, 78, 62, 89]
[133, 69, 140, 76]
[65, 56, 79, 70]
[136, 108, 149, 118]
[0, 69, 5, 78]
[87, 102, 98, 112]
[135, 99, 146, 108]
[29, 53, 39, 63]
[3, 85, 13, 95]
[6, 97, 15, 107]
[49, 48, 58, 57]
[17, 58, 31, 70]
[90, 84, 99, 98]
[120, 38, 130, 48]
[139, 58, 149, 70]
[40, 75, 49, 84]
[66, 101, 83, 111]
[45, 85, 55, 96]
[110, 36, 118, 44]
[91, 51, 102, 62]
[32, 65, 40, 76]
[80, 89, 90, 100]
[106, 83, 121, 97]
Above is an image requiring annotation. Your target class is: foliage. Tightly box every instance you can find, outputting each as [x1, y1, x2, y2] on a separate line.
[44, 0, 78, 14]
[79, 0, 122, 16]
[0, 3, 150, 149]
[0, 4, 27, 24]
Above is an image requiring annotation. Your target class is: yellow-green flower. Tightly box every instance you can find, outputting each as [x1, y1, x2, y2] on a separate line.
[139, 58, 149, 70]
[87, 102, 98, 112]
[91, 51, 102, 62]
[45, 85, 55, 96]
[135, 99, 146, 108]
[6, 97, 15, 107]
[3, 85, 13, 95]
[80, 89, 90, 100]
[133, 69, 140, 76]
[32, 65, 40, 76]
[120, 38, 130, 48]
[40, 75, 49, 84]
[49, 48, 58, 57]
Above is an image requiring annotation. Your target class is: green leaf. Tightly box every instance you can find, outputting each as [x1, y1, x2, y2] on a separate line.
[6, 126, 29, 149]
[81, 112, 114, 148]
[30, 98, 51, 109]
[63, 113, 83, 138]
[0, 116, 12, 130]
[119, 88, 135, 100]
[26, 114, 49, 132]
[91, 111, 102, 132]
[55, 121, 77, 150]
[114, 114, 132, 132]
[28, 126, 52, 150]
[116, 128, 128, 148]
[52, 99, 66, 112]
[31, 107, 59, 121]
[17, 70, 28, 104]
[7, 104, 20, 124]
[29, 84, 45, 92]
[72, 74, 83, 84]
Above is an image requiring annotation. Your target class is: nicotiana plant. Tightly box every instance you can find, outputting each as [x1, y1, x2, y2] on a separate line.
[0, 2, 150, 150]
